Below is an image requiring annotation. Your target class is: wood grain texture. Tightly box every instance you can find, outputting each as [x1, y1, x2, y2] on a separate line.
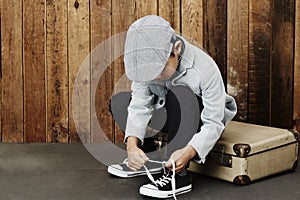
[136, 0, 157, 18]
[46, 0, 69, 143]
[294, 0, 300, 133]
[23, 0, 46, 142]
[203, 0, 227, 85]
[181, 0, 204, 47]
[90, 0, 113, 143]
[248, 0, 272, 125]
[271, 0, 294, 128]
[68, 0, 90, 143]
[159, 0, 180, 32]
[227, 0, 249, 122]
[1, 0, 24, 142]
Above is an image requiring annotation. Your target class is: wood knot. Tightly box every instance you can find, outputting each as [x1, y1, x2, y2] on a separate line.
[74, 0, 79, 9]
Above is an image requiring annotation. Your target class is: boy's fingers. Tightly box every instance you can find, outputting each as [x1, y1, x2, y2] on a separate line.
[165, 161, 172, 168]
[127, 162, 137, 171]
[128, 160, 143, 170]
[132, 156, 144, 166]
[141, 153, 149, 162]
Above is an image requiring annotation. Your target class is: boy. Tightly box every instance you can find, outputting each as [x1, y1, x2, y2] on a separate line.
[108, 15, 237, 198]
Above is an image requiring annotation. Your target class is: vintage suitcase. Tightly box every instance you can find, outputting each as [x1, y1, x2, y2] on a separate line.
[188, 121, 299, 185]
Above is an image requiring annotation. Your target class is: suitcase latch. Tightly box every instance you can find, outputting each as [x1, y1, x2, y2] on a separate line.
[219, 146, 232, 168]
[210, 145, 232, 168]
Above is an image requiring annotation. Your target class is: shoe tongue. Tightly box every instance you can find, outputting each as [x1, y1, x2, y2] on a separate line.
[165, 168, 187, 177]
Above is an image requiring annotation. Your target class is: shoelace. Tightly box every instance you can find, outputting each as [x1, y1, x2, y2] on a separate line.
[143, 159, 177, 200]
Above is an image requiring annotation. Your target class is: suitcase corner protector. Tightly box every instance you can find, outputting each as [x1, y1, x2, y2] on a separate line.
[288, 129, 299, 142]
[233, 144, 251, 158]
[233, 175, 251, 186]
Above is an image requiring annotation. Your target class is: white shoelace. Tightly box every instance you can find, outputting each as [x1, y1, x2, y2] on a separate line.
[143, 159, 177, 200]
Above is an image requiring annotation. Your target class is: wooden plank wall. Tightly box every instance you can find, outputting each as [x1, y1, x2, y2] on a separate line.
[227, 0, 248, 122]
[1, 0, 23, 142]
[46, 0, 69, 143]
[0, 0, 299, 143]
[68, 0, 90, 143]
[91, 0, 113, 143]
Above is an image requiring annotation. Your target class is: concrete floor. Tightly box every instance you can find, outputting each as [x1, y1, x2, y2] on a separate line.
[0, 143, 299, 200]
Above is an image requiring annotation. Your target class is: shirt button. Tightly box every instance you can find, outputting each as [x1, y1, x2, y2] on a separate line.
[159, 100, 164, 105]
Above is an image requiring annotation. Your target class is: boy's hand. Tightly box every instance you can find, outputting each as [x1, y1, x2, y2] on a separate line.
[126, 136, 149, 171]
[165, 145, 197, 173]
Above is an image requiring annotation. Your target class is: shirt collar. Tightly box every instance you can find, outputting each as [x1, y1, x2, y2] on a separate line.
[172, 35, 195, 84]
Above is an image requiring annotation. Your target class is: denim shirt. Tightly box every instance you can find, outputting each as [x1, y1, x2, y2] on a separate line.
[125, 36, 237, 163]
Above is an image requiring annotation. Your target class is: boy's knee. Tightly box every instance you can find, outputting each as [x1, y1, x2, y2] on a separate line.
[109, 92, 131, 113]
[109, 92, 131, 132]
[169, 85, 194, 97]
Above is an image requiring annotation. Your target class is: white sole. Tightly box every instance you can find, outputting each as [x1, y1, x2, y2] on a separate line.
[107, 166, 162, 178]
[139, 184, 192, 198]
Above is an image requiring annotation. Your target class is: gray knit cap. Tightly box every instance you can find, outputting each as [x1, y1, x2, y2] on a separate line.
[124, 15, 176, 82]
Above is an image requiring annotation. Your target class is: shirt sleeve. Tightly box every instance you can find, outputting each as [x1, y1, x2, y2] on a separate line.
[188, 63, 227, 163]
[124, 81, 155, 145]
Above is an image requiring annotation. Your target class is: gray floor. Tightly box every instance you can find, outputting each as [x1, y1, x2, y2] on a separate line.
[0, 143, 299, 200]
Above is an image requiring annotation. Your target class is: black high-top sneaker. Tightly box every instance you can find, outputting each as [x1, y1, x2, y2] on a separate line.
[139, 168, 192, 199]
